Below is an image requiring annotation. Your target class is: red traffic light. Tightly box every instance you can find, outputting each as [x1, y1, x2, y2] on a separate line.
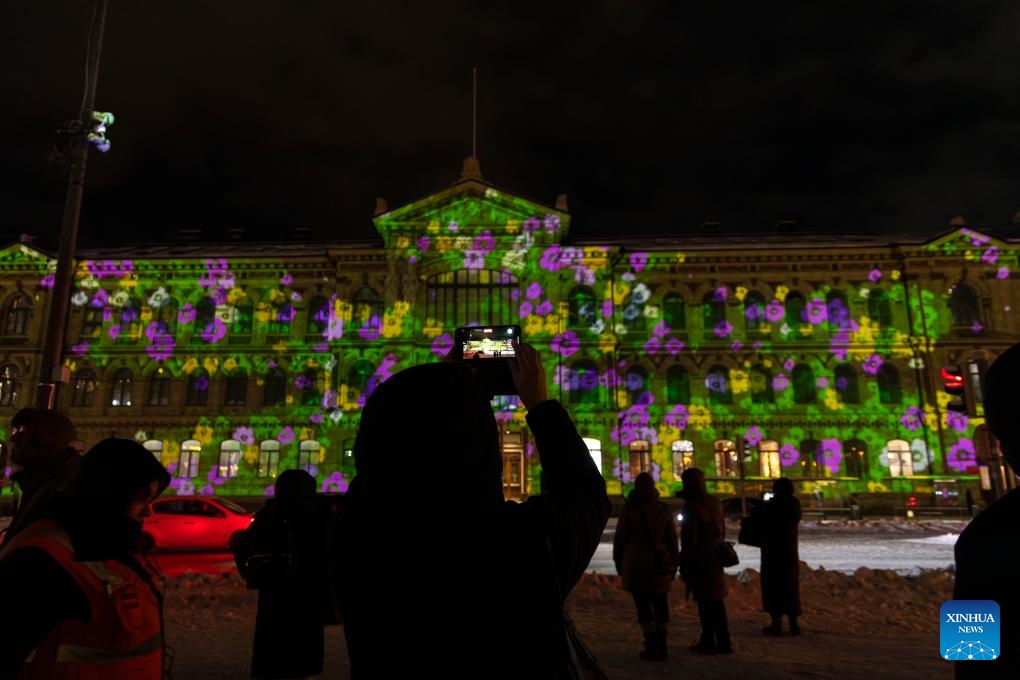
[908, 495, 918, 507]
[941, 366, 965, 394]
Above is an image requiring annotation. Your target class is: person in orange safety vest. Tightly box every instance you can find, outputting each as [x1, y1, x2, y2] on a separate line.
[0, 437, 171, 679]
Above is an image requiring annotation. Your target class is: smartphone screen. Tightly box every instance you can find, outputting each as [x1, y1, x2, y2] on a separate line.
[457, 325, 520, 360]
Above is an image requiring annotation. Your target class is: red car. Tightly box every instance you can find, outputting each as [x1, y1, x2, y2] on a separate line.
[141, 495, 254, 552]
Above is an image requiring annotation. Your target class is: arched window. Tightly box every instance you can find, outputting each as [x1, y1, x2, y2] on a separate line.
[628, 440, 651, 478]
[671, 440, 695, 479]
[834, 364, 859, 404]
[792, 364, 816, 404]
[799, 439, 821, 477]
[567, 286, 597, 329]
[143, 439, 163, 462]
[744, 291, 767, 332]
[826, 289, 850, 331]
[750, 364, 774, 403]
[186, 368, 210, 406]
[231, 297, 253, 340]
[116, 296, 142, 344]
[225, 369, 247, 406]
[4, 294, 33, 336]
[353, 286, 384, 333]
[625, 365, 651, 406]
[268, 298, 294, 338]
[147, 366, 171, 406]
[622, 285, 647, 333]
[877, 363, 902, 404]
[949, 282, 981, 329]
[702, 290, 727, 335]
[662, 292, 686, 330]
[80, 306, 104, 340]
[714, 439, 738, 477]
[784, 291, 807, 333]
[151, 295, 178, 339]
[111, 367, 133, 407]
[218, 439, 241, 478]
[666, 365, 690, 405]
[298, 440, 320, 475]
[706, 365, 731, 406]
[346, 360, 376, 402]
[569, 359, 600, 406]
[300, 367, 324, 406]
[867, 289, 893, 327]
[887, 439, 913, 476]
[258, 440, 280, 478]
[844, 438, 867, 478]
[178, 439, 200, 478]
[0, 364, 19, 407]
[758, 440, 781, 477]
[71, 368, 97, 407]
[307, 295, 331, 336]
[583, 438, 604, 475]
[425, 271, 517, 328]
[195, 298, 217, 342]
[263, 366, 287, 406]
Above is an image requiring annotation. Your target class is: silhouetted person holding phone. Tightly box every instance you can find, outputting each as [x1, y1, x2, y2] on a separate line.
[759, 477, 802, 636]
[332, 341, 610, 677]
[954, 341, 1020, 678]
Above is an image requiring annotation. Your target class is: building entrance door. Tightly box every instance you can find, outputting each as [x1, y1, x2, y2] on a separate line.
[501, 430, 525, 500]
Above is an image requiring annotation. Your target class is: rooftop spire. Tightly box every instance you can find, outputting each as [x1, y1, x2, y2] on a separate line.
[458, 68, 484, 182]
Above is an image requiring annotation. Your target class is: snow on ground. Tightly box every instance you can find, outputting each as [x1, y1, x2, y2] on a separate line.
[166, 519, 965, 679]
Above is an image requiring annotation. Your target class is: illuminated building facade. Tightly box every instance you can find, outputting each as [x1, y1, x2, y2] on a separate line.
[1, 160, 1018, 507]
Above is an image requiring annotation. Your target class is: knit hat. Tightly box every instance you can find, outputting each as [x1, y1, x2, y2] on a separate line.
[68, 438, 171, 512]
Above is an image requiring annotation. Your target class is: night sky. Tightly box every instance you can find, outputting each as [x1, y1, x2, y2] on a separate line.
[3, 0, 1019, 250]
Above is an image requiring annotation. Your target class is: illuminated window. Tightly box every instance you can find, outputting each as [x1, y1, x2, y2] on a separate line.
[225, 369, 247, 406]
[110, 367, 133, 407]
[628, 440, 651, 478]
[844, 439, 866, 478]
[147, 367, 171, 406]
[671, 439, 695, 479]
[887, 439, 913, 476]
[300, 367, 324, 406]
[792, 364, 816, 404]
[666, 365, 690, 404]
[425, 271, 516, 328]
[583, 437, 604, 475]
[706, 365, 731, 405]
[258, 440, 280, 478]
[298, 440, 320, 475]
[799, 439, 822, 476]
[230, 298, 253, 339]
[867, 289, 892, 327]
[263, 366, 287, 406]
[71, 368, 97, 407]
[750, 364, 774, 403]
[143, 439, 163, 462]
[567, 286, 597, 328]
[625, 364, 651, 406]
[346, 360, 376, 402]
[877, 363, 902, 404]
[826, 290, 850, 331]
[662, 292, 686, 330]
[218, 439, 241, 478]
[834, 364, 859, 404]
[0, 364, 19, 407]
[714, 439, 738, 477]
[702, 290, 726, 335]
[744, 290, 767, 332]
[967, 357, 986, 417]
[758, 440, 781, 478]
[352, 286, 385, 332]
[268, 300, 294, 338]
[949, 282, 981, 328]
[569, 359, 600, 406]
[307, 295, 331, 335]
[177, 439, 200, 478]
[81, 306, 104, 340]
[186, 369, 210, 407]
[3, 294, 33, 336]
[116, 296, 142, 344]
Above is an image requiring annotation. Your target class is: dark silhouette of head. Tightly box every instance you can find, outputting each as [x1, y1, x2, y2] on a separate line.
[9, 408, 77, 481]
[69, 438, 170, 516]
[680, 467, 707, 498]
[772, 477, 795, 497]
[630, 471, 659, 501]
[274, 469, 316, 509]
[984, 341, 1020, 471]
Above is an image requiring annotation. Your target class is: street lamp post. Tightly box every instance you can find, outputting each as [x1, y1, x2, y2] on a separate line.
[35, 0, 109, 410]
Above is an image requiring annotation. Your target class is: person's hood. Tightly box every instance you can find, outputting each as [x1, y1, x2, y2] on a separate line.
[350, 362, 503, 515]
[68, 438, 171, 514]
[9, 408, 77, 470]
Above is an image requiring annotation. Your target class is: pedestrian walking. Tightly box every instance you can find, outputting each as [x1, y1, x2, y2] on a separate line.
[759, 477, 802, 636]
[613, 471, 680, 661]
[0, 437, 171, 678]
[678, 467, 732, 655]
[234, 469, 338, 680]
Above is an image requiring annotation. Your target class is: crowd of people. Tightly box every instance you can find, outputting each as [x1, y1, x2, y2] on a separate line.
[0, 338, 1017, 679]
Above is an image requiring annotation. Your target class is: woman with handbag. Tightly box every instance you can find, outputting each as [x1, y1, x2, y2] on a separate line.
[612, 472, 680, 662]
[678, 467, 733, 655]
[759, 477, 802, 636]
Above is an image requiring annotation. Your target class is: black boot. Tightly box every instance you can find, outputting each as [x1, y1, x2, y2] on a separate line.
[641, 631, 667, 661]
[639, 632, 656, 660]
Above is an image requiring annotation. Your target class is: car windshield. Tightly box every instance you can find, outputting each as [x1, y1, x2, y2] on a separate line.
[215, 498, 250, 514]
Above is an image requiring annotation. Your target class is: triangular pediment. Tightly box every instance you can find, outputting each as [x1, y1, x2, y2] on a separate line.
[372, 178, 570, 248]
[0, 242, 55, 269]
[923, 226, 1009, 256]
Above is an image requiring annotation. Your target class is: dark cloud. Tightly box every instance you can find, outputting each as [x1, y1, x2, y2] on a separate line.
[3, 0, 1019, 249]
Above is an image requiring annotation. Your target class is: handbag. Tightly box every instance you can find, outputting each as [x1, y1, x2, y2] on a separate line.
[738, 512, 764, 547]
[717, 540, 740, 568]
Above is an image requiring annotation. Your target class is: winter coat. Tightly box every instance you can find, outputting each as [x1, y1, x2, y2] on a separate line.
[679, 494, 728, 601]
[759, 494, 802, 616]
[332, 362, 611, 679]
[613, 489, 679, 593]
[234, 497, 336, 680]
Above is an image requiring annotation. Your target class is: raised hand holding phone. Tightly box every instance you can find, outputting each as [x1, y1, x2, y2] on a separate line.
[509, 340, 548, 410]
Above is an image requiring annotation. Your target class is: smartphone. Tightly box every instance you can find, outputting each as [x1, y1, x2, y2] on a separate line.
[453, 325, 522, 395]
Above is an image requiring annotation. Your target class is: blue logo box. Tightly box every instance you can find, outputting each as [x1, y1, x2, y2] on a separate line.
[941, 600, 1000, 661]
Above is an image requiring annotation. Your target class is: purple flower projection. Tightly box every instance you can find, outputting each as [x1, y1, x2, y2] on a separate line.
[946, 439, 976, 472]
[431, 333, 453, 357]
[820, 438, 842, 475]
[744, 426, 763, 447]
[713, 320, 733, 338]
[551, 330, 580, 357]
[41, 273, 54, 288]
[359, 316, 382, 340]
[71, 342, 89, 356]
[280, 273, 293, 286]
[178, 303, 196, 325]
[862, 354, 883, 375]
[536, 300, 554, 316]
[294, 373, 313, 390]
[518, 301, 533, 318]
[900, 406, 925, 430]
[765, 300, 785, 322]
[525, 281, 543, 299]
[644, 336, 662, 355]
[779, 443, 800, 468]
[629, 252, 648, 273]
[806, 299, 827, 324]
[652, 320, 669, 337]
[868, 268, 882, 282]
[946, 410, 969, 433]
[233, 426, 254, 445]
[612, 457, 634, 485]
[665, 337, 685, 355]
[981, 246, 999, 265]
[309, 412, 323, 424]
[146, 329, 176, 359]
[664, 404, 689, 429]
[539, 244, 565, 272]
[463, 250, 485, 269]
[91, 289, 109, 308]
[108, 324, 121, 341]
[87, 259, 134, 279]
[543, 214, 561, 233]
[474, 230, 496, 253]
[523, 216, 541, 233]
[201, 317, 227, 343]
[321, 472, 349, 494]
[783, 358, 795, 372]
[731, 340, 743, 351]
[277, 426, 295, 445]
[772, 374, 789, 392]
